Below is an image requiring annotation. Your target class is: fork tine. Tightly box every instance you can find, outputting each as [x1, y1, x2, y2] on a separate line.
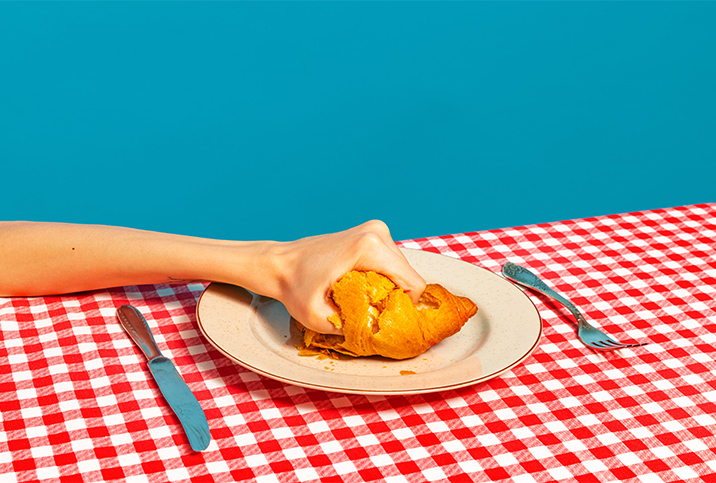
[587, 340, 648, 351]
[581, 328, 648, 350]
[602, 335, 622, 345]
[601, 338, 626, 347]
[587, 343, 621, 351]
[583, 328, 649, 350]
[593, 340, 621, 349]
[602, 334, 649, 348]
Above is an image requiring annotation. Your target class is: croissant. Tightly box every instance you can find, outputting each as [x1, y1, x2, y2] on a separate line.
[297, 270, 477, 360]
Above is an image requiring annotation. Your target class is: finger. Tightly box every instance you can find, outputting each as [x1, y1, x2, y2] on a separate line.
[352, 221, 420, 296]
[353, 222, 427, 302]
[303, 305, 344, 335]
[375, 242, 425, 302]
[295, 295, 344, 335]
[397, 268, 427, 305]
[357, 220, 405, 259]
[355, 243, 426, 304]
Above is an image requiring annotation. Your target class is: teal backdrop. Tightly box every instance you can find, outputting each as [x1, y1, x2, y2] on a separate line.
[1, 2, 714, 242]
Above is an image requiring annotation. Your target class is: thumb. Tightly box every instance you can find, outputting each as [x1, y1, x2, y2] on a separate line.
[298, 298, 344, 336]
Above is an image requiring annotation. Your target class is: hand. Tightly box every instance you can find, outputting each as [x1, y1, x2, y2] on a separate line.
[276, 220, 426, 335]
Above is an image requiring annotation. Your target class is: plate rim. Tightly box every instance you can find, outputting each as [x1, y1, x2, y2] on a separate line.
[196, 248, 543, 395]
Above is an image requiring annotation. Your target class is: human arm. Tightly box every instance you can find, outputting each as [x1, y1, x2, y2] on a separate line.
[0, 220, 426, 334]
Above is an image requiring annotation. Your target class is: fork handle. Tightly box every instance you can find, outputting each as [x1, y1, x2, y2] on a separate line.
[502, 263, 584, 322]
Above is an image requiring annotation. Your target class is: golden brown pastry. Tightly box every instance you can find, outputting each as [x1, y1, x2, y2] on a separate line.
[297, 270, 477, 360]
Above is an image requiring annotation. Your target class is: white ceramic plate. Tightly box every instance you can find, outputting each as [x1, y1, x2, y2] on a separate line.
[196, 248, 542, 395]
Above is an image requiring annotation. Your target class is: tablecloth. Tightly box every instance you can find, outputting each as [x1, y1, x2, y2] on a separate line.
[1, 203, 715, 482]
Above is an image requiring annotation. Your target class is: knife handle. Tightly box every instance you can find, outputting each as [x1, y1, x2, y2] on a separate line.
[117, 305, 163, 361]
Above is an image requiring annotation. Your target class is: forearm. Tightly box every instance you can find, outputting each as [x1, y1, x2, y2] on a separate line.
[0, 220, 425, 335]
[0, 222, 286, 297]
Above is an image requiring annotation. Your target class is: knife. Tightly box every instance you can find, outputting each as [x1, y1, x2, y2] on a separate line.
[116, 304, 211, 452]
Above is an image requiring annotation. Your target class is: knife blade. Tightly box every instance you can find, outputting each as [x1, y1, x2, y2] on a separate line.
[116, 304, 211, 452]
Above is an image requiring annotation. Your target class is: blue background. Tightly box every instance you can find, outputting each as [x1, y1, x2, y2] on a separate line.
[1, 2, 714, 242]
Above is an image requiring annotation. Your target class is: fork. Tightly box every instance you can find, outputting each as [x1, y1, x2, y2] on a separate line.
[502, 262, 648, 351]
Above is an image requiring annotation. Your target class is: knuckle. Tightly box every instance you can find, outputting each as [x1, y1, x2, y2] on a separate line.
[307, 297, 324, 317]
[363, 219, 389, 234]
[356, 231, 383, 251]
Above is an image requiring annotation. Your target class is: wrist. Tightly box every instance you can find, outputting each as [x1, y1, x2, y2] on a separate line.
[211, 239, 291, 300]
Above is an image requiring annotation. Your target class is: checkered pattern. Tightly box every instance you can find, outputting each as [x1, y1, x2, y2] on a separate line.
[1, 203, 715, 482]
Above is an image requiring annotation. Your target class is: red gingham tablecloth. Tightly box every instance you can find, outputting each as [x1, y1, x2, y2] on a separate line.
[1, 203, 715, 482]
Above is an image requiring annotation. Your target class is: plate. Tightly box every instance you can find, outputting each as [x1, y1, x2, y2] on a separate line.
[196, 248, 542, 395]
